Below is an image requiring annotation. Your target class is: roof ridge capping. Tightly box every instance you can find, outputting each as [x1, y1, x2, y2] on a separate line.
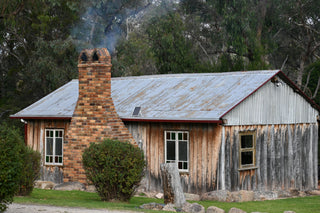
[112, 70, 280, 80]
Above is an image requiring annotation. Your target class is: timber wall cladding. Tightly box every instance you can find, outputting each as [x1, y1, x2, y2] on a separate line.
[219, 124, 318, 192]
[125, 122, 222, 194]
[26, 119, 70, 183]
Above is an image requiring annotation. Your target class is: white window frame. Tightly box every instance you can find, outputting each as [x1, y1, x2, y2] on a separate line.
[239, 131, 256, 169]
[45, 129, 64, 166]
[164, 130, 189, 172]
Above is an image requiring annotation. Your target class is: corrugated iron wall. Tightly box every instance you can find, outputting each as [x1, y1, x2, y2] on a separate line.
[223, 79, 318, 125]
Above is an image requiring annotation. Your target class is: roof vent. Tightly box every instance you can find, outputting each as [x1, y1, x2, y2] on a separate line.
[132, 107, 141, 117]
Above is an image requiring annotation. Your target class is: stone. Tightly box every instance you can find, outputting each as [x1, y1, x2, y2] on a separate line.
[163, 203, 176, 212]
[181, 202, 205, 213]
[185, 193, 201, 201]
[283, 211, 296, 213]
[53, 181, 86, 191]
[228, 190, 254, 202]
[228, 208, 246, 213]
[161, 163, 186, 207]
[307, 190, 320, 195]
[156, 193, 164, 199]
[200, 190, 229, 202]
[86, 185, 96, 192]
[289, 188, 299, 197]
[206, 206, 225, 213]
[34, 181, 56, 190]
[253, 191, 278, 201]
[140, 203, 164, 210]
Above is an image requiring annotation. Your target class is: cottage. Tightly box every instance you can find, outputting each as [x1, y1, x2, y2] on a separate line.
[11, 48, 319, 194]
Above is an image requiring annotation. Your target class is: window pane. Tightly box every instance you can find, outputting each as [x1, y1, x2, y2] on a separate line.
[166, 141, 175, 161]
[183, 162, 188, 170]
[241, 151, 253, 165]
[166, 132, 170, 140]
[183, 133, 188, 140]
[179, 141, 188, 161]
[55, 138, 63, 155]
[171, 132, 175, 140]
[241, 135, 253, 148]
[178, 133, 182, 140]
[50, 131, 54, 137]
[178, 162, 182, 169]
[46, 138, 53, 155]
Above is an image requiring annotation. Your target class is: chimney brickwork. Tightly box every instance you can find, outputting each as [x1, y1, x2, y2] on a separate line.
[63, 48, 135, 184]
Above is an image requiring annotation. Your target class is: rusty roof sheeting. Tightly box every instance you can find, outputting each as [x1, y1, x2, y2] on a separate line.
[11, 70, 282, 121]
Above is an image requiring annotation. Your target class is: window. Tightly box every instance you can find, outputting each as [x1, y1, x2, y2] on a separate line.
[165, 131, 189, 172]
[239, 132, 256, 169]
[45, 129, 63, 165]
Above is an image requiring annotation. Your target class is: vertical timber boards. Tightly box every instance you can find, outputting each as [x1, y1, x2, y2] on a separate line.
[221, 123, 318, 192]
[126, 122, 222, 194]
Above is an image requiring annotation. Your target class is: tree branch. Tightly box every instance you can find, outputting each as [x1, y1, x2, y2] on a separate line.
[312, 76, 320, 99]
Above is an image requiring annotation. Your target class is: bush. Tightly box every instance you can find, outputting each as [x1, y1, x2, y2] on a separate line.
[82, 139, 145, 201]
[17, 146, 41, 196]
[0, 125, 24, 211]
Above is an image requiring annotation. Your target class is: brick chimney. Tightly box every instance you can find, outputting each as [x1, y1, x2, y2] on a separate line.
[63, 48, 135, 183]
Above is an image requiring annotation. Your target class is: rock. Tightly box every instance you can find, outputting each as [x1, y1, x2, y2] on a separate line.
[160, 163, 186, 207]
[53, 182, 86, 191]
[181, 202, 205, 213]
[283, 211, 296, 213]
[86, 185, 96, 192]
[34, 181, 56, 190]
[206, 206, 225, 213]
[228, 190, 254, 202]
[163, 204, 176, 212]
[156, 193, 164, 199]
[201, 190, 229, 202]
[289, 188, 299, 197]
[306, 190, 320, 195]
[228, 207, 246, 213]
[253, 191, 278, 201]
[185, 193, 201, 201]
[140, 202, 164, 210]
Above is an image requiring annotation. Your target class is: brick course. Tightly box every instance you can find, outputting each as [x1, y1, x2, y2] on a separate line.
[63, 48, 135, 184]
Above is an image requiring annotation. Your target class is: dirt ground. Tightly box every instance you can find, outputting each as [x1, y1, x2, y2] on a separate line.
[5, 203, 136, 213]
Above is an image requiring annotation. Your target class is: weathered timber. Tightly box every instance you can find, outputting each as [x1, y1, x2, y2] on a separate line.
[160, 163, 186, 207]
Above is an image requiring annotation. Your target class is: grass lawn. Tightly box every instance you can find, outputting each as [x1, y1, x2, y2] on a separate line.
[14, 189, 320, 213]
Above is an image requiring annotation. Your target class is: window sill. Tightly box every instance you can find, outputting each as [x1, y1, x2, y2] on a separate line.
[44, 164, 63, 167]
[179, 171, 189, 175]
[238, 167, 258, 171]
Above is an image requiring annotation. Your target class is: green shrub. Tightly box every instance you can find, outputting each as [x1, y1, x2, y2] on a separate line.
[82, 139, 145, 201]
[0, 124, 24, 211]
[17, 147, 41, 196]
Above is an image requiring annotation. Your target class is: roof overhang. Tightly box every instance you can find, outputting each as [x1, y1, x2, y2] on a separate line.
[121, 117, 223, 123]
[10, 115, 223, 124]
[10, 115, 72, 120]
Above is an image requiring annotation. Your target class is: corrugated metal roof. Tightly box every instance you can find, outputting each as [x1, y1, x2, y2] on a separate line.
[11, 70, 284, 121]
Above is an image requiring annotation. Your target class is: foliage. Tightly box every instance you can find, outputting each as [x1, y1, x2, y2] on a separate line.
[17, 147, 41, 196]
[13, 188, 320, 213]
[82, 139, 145, 201]
[0, 124, 24, 211]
